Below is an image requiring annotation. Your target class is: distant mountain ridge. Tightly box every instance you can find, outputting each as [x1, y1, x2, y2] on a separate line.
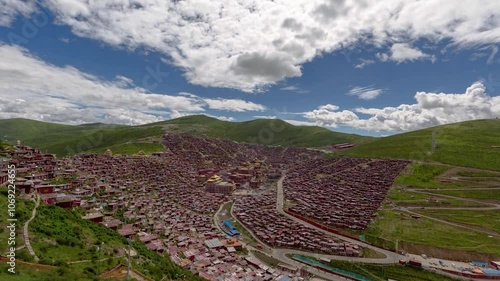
[2, 116, 498, 171]
[0, 115, 372, 156]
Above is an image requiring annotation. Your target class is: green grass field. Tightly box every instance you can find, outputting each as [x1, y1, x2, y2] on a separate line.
[344, 119, 500, 171]
[456, 171, 500, 177]
[365, 211, 500, 255]
[416, 209, 500, 233]
[388, 189, 488, 207]
[424, 189, 500, 200]
[394, 164, 463, 188]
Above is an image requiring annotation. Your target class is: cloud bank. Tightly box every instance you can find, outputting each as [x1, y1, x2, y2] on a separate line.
[2, 0, 498, 92]
[0, 44, 265, 125]
[304, 82, 500, 132]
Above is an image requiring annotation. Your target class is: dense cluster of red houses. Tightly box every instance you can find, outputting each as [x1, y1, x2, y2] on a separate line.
[0, 144, 82, 207]
[284, 157, 409, 230]
[0, 133, 412, 280]
[233, 192, 362, 256]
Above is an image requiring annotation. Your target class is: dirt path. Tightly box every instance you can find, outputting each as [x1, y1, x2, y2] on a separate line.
[398, 207, 500, 237]
[406, 189, 500, 210]
[67, 255, 124, 264]
[24, 194, 40, 262]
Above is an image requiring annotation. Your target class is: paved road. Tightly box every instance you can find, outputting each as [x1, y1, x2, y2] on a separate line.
[219, 173, 493, 281]
[247, 245, 350, 281]
[276, 174, 403, 264]
[222, 170, 500, 280]
[24, 194, 40, 262]
[228, 199, 376, 280]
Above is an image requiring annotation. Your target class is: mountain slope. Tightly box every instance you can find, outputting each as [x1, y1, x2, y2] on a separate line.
[344, 119, 500, 171]
[0, 116, 371, 156]
[160, 116, 372, 147]
[0, 189, 203, 281]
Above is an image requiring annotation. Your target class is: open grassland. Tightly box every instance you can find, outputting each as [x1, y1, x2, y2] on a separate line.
[394, 164, 465, 189]
[369, 160, 500, 259]
[424, 189, 500, 200]
[365, 211, 500, 256]
[388, 189, 488, 208]
[38, 126, 165, 156]
[456, 171, 500, 177]
[328, 260, 460, 281]
[344, 119, 500, 171]
[416, 209, 500, 233]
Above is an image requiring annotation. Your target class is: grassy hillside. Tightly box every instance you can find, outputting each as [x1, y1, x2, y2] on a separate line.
[2, 117, 499, 170]
[0, 189, 203, 281]
[0, 116, 371, 156]
[344, 119, 500, 171]
[159, 115, 371, 147]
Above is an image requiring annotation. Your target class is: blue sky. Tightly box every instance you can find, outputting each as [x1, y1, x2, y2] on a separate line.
[0, 1, 499, 136]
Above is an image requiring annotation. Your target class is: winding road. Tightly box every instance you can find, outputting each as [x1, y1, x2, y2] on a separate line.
[216, 174, 406, 280]
[216, 170, 499, 280]
[275, 174, 402, 264]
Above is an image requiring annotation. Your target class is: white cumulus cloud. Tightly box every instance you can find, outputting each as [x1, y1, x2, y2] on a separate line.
[0, 0, 38, 27]
[377, 43, 433, 63]
[1, 0, 497, 92]
[203, 98, 266, 112]
[0, 44, 265, 125]
[304, 82, 500, 132]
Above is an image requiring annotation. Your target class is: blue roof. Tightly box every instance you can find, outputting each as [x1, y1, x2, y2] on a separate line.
[224, 219, 235, 228]
[276, 276, 292, 281]
[483, 269, 500, 276]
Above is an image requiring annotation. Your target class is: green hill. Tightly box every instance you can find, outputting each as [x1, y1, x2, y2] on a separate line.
[0, 116, 371, 156]
[160, 115, 371, 147]
[1, 117, 499, 170]
[344, 119, 500, 171]
[0, 189, 203, 281]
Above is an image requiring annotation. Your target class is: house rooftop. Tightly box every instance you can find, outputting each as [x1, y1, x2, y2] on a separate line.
[204, 238, 224, 249]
